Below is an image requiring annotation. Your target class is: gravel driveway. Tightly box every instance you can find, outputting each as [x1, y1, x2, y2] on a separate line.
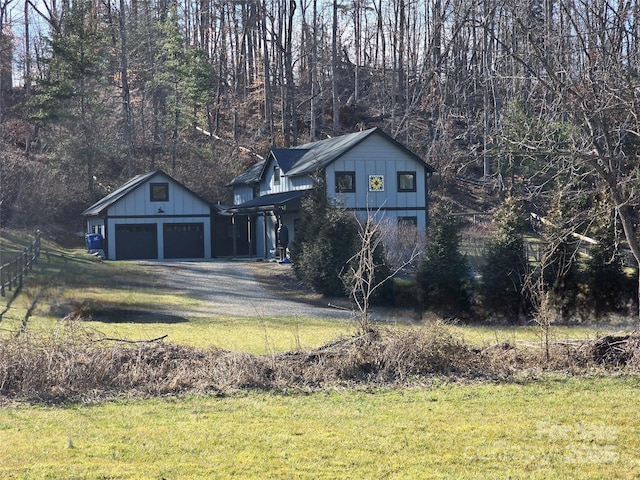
[138, 260, 352, 319]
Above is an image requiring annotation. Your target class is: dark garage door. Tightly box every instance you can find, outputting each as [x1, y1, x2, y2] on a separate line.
[163, 223, 204, 259]
[115, 224, 158, 260]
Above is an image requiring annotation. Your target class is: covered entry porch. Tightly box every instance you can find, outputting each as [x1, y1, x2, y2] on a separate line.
[225, 190, 309, 259]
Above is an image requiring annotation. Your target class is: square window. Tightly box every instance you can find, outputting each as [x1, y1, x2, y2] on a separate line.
[398, 216, 417, 228]
[398, 172, 416, 192]
[369, 175, 385, 192]
[335, 171, 356, 193]
[397, 216, 418, 241]
[150, 183, 169, 202]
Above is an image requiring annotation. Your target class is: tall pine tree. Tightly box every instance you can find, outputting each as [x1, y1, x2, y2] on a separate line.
[417, 203, 470, 315]
[290, 178, 359, 297]
[480, 195, 528, 320]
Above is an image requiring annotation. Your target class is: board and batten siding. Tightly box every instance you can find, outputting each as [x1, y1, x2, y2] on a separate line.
[325, 135, 428, 229]
[260, 159, 314, 196]
[233, 185, 255, 205]
[87, 217, 105, 237]
[108, 179, 211, 217]
[261, 158, 285, 195]
[104, 177, 212, 260]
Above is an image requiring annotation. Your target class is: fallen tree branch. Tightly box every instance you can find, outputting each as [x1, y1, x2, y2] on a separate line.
[92, 334, 168, 344]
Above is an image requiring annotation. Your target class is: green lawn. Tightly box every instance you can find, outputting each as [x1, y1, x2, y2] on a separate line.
[1, 377, 639, 479]
[2, 230, 640, 478]
[447, 323, 629, 347]
[1, 230, 634, 353]
[0, 238, 354, 352]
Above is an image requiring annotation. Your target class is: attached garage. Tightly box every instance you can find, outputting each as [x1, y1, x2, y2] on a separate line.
[82, 171, 214, 261]
[115, 224, 158, 260]
[163, 223, 204, 259]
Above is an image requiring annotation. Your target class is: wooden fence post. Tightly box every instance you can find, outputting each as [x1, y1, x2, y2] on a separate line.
[0, 231, 42, 298]
[17, 256, 23, 290]
[8, 259, 14, 292]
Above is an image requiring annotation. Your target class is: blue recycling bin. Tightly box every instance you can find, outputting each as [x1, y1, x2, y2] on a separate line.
[85, 233, 103, 252]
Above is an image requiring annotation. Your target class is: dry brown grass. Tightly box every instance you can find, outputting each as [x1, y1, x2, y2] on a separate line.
[0, 321, 636, 404]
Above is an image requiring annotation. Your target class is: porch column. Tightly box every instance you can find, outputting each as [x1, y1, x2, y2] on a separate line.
[248, 215, 254, 257]
[263, 212, 269, 258]
[232, 215, 237, 257]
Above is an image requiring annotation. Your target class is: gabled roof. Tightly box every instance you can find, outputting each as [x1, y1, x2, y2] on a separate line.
[285, 128, 380, 176]
[269, 148, 309, 174]
[227, 159, 266, 187]
[82, 170, 210, 216]
[228, 127, 435, 187]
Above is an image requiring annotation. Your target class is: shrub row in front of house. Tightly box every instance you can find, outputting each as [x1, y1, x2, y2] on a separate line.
[292, 189, 636, 323]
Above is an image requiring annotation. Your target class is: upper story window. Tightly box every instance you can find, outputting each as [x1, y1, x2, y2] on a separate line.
[150, 182, 169, 202]
[397, 172, 416, 192]
[335, 171, 356, 193]
[274, 166, 281, 185]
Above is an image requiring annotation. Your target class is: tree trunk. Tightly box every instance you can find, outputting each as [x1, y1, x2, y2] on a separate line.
[261, 0, 274, 143]
[587, 152, 640, 320]
[309, 0, 317, 141]
[119, 0, 134, 176]
[482, 0, 495, 179]
[331, 0, 339, 132]
[353, 0, 361, 104]
[285, 0, 297, 145]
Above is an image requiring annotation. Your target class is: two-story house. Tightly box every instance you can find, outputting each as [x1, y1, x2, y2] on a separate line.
[227, 127, 435, 259]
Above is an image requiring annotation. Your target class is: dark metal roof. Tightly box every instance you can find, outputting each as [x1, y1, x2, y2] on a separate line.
[285, 128, 380, 176]
[227, 149, 308, 187]
[82, 171, 158, 216]
[288, 127, 435, 176]
[82, 170, 211, 217]
[227, 159, 266, 187]
[227, 189, 311, 213]
[228, 128, 435, 187]
[269, 148, 309, 174]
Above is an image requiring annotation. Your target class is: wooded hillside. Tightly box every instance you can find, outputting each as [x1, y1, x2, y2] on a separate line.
[1, 0, 639, 241]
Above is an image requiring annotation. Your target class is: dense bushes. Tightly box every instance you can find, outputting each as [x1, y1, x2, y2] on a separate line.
[480, 195, 529, 318]
[411, 195, 636, 321]
[582, 208, 634, 315]
[417, 203, 470, 315]
[291, 181, 398, 312]
[290, 181, 359, 296]
[293, 188, 636, 321]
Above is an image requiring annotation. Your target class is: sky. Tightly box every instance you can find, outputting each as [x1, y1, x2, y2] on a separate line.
[4, 0, 48, 88]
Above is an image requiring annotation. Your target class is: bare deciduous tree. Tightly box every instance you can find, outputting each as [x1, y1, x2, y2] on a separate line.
[498, 0, 640, 319]
[343, 212, 421, 334]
